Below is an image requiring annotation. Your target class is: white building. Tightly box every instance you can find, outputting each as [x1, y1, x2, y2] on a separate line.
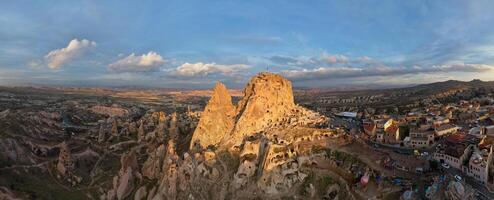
[464, 147, 493, 185]
[433, 145, 472, 170]
[433, 134, 494, 189]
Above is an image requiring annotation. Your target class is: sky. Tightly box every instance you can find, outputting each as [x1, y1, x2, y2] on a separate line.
[1, 0, 494, 89]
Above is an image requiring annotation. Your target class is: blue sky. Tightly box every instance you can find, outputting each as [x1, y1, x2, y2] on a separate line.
[1, 0, 494, 88]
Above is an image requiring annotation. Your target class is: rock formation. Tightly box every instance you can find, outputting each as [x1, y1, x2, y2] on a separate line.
[191, 72, 328, 149]
[137, 120, 145, 143]
[156, 112, 166, 142]
[153, 140, 180, 199]
[225, 72, 296, 147]
[90, 105, 129, 117]
[190, 82, 236, 149]
[111, 118, 119, 137]
[106, 150, 141, 200]
[56, 141, 74, 176]
[128, 121, 137, 135]
[179, 72, 337, 197]
[142, 144, 166, 179]
[98, 124, 106, 143]
[169, 112, 179, 141]
[56, 141, 83, 186]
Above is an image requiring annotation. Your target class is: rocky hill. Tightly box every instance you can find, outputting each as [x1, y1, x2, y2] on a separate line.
[191, 72, 329, 149]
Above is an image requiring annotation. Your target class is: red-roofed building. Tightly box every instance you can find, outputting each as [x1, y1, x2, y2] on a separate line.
[363, 121, 377, 136]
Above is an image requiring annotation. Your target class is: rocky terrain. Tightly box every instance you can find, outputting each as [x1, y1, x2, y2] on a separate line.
[2, 74, 492, 199]
[0, 73, 360, 200]
[98, 72, 352, 200]
[0, 86, 200, 199]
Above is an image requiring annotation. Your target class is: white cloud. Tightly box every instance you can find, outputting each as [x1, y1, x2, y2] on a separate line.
[44, 39, 96, 69]
[269, 53, 354, 67]
[108, 51, 165, 72]
[282, 63, 494, 81]
[267, 51, 494, 82]
[320, 54, 349, 64]
[357, 56, 372, 62]
[27, 60, 43, 68]
[171, 62, 250, 77]
[431, 63, 494, 72]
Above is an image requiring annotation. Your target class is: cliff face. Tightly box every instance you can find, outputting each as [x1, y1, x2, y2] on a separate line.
[191, 72, 306, 149]
[190, 82, 236, 149]
[224, 72, 296, 147]
[190, 72, 328, 149]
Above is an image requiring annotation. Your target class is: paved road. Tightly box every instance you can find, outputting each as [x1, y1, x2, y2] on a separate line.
[365, 140, 414, 155]
[444, 167, 494, 200]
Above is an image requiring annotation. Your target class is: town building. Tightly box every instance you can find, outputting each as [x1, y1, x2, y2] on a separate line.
[377, 119, 401, 144]
[481, 125, 494, 136]
[432, 134, 476, 169]
[435, 123, 459, 137]
[405, 129, 434, 149]
[432, 134, 494, 189]
[363, 120, 377, 136]
[464, 147, 493, 185]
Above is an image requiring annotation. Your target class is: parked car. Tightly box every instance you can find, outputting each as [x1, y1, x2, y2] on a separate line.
[441, 163, 450, 169]
[454, 175, 462, 182]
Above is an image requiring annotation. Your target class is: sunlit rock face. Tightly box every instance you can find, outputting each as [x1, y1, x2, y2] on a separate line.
[190, 72, 328, 150]
[190, 82, 236, 149]
[181, 72, 335, 197]
[191, 72, 298, 149]
[106, 150, 140, 200]
[225, 72, 296, 147]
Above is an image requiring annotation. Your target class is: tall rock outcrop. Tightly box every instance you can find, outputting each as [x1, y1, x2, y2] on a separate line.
[106, 150, 141, 200]
[137, 120, 145, 143]
[56, 142, 74, 176]
[190, 72, 327, 150]
[223, 72, 296, 147]
[98, 124, 106, 143]
[153, 140, 180, 200]
[142, 144, 166, 179]
[190, 82, 236, 149]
